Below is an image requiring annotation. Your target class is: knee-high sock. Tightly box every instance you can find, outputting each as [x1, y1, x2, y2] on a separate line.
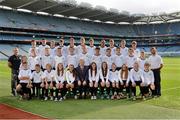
[45, 89, 48, 97]
[131, 87, 136, 96]
[55, 89, 59, 98]
[50, 89, 54, 96]
[106, 87, 110, 95]
[100, 87, 104, 95]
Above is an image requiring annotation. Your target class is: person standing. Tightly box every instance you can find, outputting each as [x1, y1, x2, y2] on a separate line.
[148, 47, 163, 97]
[8, 47, 21, 96]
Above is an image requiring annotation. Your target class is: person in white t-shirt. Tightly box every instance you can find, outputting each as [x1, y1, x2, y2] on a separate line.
[102, 48, 114, 69]
[55, 63, 66, 101]
[138, 51, 147, 70]
[77, 37, 87, 55]
[120, 39, 128, 57]
[89, 62, 99, 100]
[16, 62, 32, 100]
[87, 38, 95, 56]
[148, 47, 163, 97]
[31, 64, 43, 98]
[67, 47, 78, 68]
[55, 39, 67, 57]
[78, 45, 91, 67]
[141, 62, 155, 100]
[126, 48, 138, 70]
[113, 47, 125, 70]
[29, 40, 39, 57]
[67, 37, 77, 55]
[91, 47, 102, 69]
[54, 47, 67, 69]
[131, 41, 140, 58]
[130, 62, 144, 100]
[66, 64, 78, 99]
[38, 39, 50, 57]
[41, 64, 56, 101]
[109, 39, 116, 55]
[99, 39, 107, 56]
[50, 40, 56, 58]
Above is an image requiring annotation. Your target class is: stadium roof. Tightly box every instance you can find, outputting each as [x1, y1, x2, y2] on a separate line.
[0, 0, 180, 24]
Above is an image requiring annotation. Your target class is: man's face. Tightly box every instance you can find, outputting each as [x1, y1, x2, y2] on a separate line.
[13, 48, 19, 55]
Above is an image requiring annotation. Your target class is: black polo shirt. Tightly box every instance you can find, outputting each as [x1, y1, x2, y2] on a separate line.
[8, 55, 21, 70]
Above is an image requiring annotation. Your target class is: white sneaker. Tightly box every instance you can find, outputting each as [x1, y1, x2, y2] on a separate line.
[63, 96, 66, 100]
[54, 98, 58, 102]
[50, 96, 53, 101]
[91, 96, 94, 100]
[44, 97, 48, 101]
[74, 95, 78, 99]
[133, 96, 136, 101]
[93, 96, 97, 100]
[59, 97, 63, 101]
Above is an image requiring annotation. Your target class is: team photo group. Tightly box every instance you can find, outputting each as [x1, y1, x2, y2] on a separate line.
[8, 37, 163, 101]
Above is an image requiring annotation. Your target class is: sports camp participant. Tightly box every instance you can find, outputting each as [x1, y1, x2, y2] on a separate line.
[29, 40, 39, 57]
[89, 62, 99, 100]
[109, 63, 120, 100]
[113, 47, 125, 70]
[41, 64, 56, 101]
[109, 39, 116, 55]
[131, 41, 140, 58]
[77, 37, 87, 55]
[55, 63, 66, 101]
[66, 64, 78, 99]
[55, 39, 67, 57]
[91, 47, 102, 69]
[50, 40, 56, 57]
[119, 39, 128, 57]
[99, 39, 107, 56]
[67, 37, 77, 55]
[16, 62, 32, 100]
[130, 62, 144, 100]
[99, 61, 110, 99]
[138, 51, 147, 70]
[87, 38, 95, 56]
[148, 47, 163, 97]
[38, 39, 50, 57]
[28, 48, 41, 72]
[19, 55, 29, 70]
[103, 48, 114, 69]
[126, 48, 138, 71]
[67, 47, 78, 68]
[118, 64, 130, 98]
[54, 47, 67, 69]
[76, 59, 89, 99]
[78, 45, 91, 67]
[41, 47, 54, 71]
[8, 47, 21, 96]
[31, 64, 43, 98]
[141, 62, 155, 100]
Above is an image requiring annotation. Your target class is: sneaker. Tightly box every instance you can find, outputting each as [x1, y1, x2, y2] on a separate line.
[50, 96, 54, 101]
[44, 97, 48, 101]
[106, 95, 110, 99]
[74, 95, 78, 99]
[63, 96, 66, 100]
[59, 97, 63, 101]
[54, 97, 58, 102]
[143, 96, 146, 101]
[91, 96, 94, 100]
[94, 96, 97, 100]
[133, 96, 136, 101]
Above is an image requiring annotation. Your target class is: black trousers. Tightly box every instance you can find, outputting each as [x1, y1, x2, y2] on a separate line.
[152, 69, 161, 96]
[11, 69, 19, 95]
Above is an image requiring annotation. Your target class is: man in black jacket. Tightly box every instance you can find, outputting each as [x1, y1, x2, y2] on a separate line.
[76, 59, 89, 99]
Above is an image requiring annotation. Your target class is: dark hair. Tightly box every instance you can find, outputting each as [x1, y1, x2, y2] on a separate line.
[120, 64, 128, 80]
[57, 63, 64, 76]
[90, 62, 97, 76]
[101, 62, 108, 77]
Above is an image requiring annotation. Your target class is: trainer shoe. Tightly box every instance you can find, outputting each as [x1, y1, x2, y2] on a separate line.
[74, 95, 78, 100]
[50, 96, 54, 101]
[91, 96, 94, 100]
[54, 98, 58, 102]
[94, 96, 97, 100]
[143, 96, 146, 101]
[44, 97, 48, 101]
[133, 96, 136, 101]
[59, 97, 63, 101]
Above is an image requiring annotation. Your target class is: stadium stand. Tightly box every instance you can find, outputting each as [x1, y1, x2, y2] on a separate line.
[0, 0, 180, 59]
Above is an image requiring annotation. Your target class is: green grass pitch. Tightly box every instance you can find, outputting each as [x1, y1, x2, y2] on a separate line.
[0, 57, 180, 119]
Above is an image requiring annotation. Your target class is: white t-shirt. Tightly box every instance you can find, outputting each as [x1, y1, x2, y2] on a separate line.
[130, 69, 144, 83]
[109, 70, 119, 82]
[113, 54, 125, 68]
[78, 53, 91, 66]
[102, 55, 114, 69]
[38, 45, 50, 57]
[66, 70, 76, 84]
[125, 55, 138, 68]
[88, 69, 100, 82]
[41, 55, 54, 69]
[55, 71, 65, 83]
[91, 54, 102, 69]
[87, 46, 95, 56]
[143, 70, 154, 86]
[54, 55, 67, 69]
[99, 69, 109, 82]
[18, 69, 31, 83]
[99, 46, 107, 56]
[120, 47, 128, 57]
[67, 54, 78, 68]
[31, 71, 43, 83]
[28, 56, 41, 70]
[148, 54, 163, 69]
[42, 70, 55, 82]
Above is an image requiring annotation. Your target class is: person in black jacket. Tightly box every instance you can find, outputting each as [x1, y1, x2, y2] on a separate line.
[8, 47, 21, 96]
[76, 59, 89, 99]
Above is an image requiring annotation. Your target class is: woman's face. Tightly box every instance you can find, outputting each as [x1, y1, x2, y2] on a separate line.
[112, 64, 116, 70]
[58, 63, 63, 70]
[122, 64, 127, 70]
[69, 65, 74, 71]
[92, 63, 96, 70]
[102, 62, 107, 69]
